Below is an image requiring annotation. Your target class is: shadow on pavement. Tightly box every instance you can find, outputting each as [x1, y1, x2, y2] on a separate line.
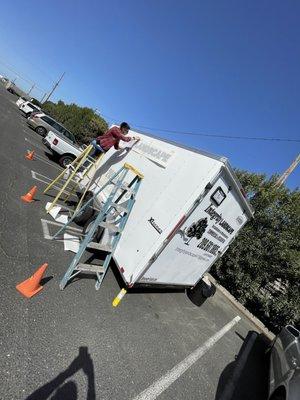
[215, 331, 270, 400]
[44, 151, 59, 163]
[110, 261, 185, 294]
[25, 346, 96, 400]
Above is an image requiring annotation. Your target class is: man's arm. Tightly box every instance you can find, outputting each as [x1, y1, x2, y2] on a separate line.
[111, 127, 132, 142]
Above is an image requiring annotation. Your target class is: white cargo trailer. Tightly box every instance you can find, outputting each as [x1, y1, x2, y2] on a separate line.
[83, 129, 254, 289]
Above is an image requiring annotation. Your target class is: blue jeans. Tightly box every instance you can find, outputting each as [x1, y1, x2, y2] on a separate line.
[90, 139, 105, 158]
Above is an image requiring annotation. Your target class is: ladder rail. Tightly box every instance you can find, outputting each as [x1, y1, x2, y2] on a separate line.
[45, 145, 95, 214]
[59, 168, 129, 290]
[74, 153, 105, 213]
[52, 165, 126, 239]
[57, 162, 143, 291]
[43, 145, 92, 194]
[62, 151, 102, 203]
[94, 178, 142, 289]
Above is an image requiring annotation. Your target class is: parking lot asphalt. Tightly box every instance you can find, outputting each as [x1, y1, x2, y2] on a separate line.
[0, 85, 270, 400]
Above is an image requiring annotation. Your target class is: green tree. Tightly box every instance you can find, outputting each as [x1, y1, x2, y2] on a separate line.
[42, 100, 108, 143]
[211, 170, 300, 333]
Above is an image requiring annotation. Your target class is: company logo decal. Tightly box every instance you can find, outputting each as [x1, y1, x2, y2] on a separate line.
[133, 141, 175, 168]
[182, 217, 221, 256]
[184, 218, 208, 245]
[204, 205, 235, 234]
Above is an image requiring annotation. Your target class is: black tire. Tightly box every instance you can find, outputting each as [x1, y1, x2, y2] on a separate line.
[187, 279, 216, 306]
[35, 126, 47, 136]
[59, 154, 76, 168]
[269, 389, 286, 400]
[82, 215, 104, 243]
[73, 192, 94, 226]
[202, 282, 216, 298]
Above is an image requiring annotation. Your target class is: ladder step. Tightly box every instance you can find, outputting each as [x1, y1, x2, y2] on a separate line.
[76, 263, 105, 273]
[87, 242, 112, 252]
[99, 221, 121, 233]
[112, 182, 136, 195]
[111, 203, 129, 213]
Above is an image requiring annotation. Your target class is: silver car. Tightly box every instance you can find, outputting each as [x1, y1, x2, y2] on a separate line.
[268, 324, 300, 400]
[27, 113, 76, 143]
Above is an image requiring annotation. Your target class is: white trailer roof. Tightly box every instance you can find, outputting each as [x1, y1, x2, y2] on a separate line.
[128, 127, 254, 218]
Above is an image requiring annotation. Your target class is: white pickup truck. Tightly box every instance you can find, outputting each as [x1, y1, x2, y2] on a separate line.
[43, 130, 83, 167]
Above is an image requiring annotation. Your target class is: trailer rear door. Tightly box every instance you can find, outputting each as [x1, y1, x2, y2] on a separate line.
[139, 171, 249, 286]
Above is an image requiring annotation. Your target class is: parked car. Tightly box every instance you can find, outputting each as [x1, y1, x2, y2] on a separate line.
[42, 130, 81, 167]
[16, 97, 28, 107]
[7, 85, 16, 94]
[19, 101, 41, 117]
[27, 112, 76, 140]
[268, 324, 300, 400]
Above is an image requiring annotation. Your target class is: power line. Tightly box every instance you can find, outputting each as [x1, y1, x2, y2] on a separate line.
[0, 59, 47, 92]
[100, 112, 300, 143]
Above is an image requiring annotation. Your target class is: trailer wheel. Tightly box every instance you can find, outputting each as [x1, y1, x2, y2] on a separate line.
[73, 192, 94, 226]
[187, 280, 216, 306]
[82, 216, 104, 243]
[202, 282, 216, 298]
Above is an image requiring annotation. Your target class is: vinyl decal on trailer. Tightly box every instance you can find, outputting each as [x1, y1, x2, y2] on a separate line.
[177, 205, 235, 256]
[181, 217, 220, 256]
[204, 205, 235, 234]
[133, 141, 175, 168]
[140, 176, 247, 286]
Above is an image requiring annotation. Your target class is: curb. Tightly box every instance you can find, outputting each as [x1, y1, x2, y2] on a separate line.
[207, 273, 275, 341]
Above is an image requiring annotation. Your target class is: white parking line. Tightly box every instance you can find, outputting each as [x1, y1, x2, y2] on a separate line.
[24, 136, 45, 151]
[33, 152, 62, 170]
[31, 170, 71, 195]
[132, 316, 241, 400]
[41, 219, 82, 240]
[31, 170, 55, 185]
[24, 137, 64, 171]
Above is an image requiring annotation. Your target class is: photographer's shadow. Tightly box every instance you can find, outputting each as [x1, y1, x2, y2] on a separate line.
[25, 346, 95, 400]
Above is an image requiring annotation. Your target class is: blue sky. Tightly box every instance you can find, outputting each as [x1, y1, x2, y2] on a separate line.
[0, 0, 299, 189]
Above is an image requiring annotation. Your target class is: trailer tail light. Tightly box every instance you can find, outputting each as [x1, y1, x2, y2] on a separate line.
[167, 215, 186, 240]
[120, 267, 125, 273]
[53, 138, 58, 145]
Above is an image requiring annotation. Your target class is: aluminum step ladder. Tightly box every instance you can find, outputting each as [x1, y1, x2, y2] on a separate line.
[52, 163, 143, 290]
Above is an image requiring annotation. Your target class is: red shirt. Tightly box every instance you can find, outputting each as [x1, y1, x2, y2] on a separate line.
[97, 126, 131, 151]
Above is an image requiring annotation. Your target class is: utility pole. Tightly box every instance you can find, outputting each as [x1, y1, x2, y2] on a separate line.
[43, 72, 65, 103]
[274, 154, 300, 187]
[40, 92, 48, 103]
[27, 84, 35, 95]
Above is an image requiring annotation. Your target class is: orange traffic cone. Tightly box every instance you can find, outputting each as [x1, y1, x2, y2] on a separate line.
[16, 263, 48, 298]
[26, 150, 35, 160]
[21, 186, 37, 203]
